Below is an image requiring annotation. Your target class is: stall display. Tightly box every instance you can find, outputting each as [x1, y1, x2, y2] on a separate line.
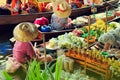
[39, 14, 120, 80]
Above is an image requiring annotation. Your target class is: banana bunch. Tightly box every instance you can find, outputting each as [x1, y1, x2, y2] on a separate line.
[110, 60, 120, 78]
[91, 19, 106, 31]
[108, 22, 120, 30]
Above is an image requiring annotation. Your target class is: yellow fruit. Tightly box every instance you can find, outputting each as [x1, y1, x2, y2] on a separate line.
[96, 19, 105, 25]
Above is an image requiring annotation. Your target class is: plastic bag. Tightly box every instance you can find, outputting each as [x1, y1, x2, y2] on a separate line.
[5, 57, 21, 73]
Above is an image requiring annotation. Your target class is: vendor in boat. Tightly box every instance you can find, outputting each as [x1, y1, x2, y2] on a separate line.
[6, 22, 52, 80]
[5, 0, 22, 15]
[12, 22, 52, 64]
[50, 0, 72, 30]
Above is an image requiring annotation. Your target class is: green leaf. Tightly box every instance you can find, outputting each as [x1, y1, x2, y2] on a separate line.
[26, 58, 41, 80]
[2, 71, 13, 80]
[82, 33, 88, 38]
[46, 65, 55, 80]
[49, 62, 56, 72]
[58, 59, 62, 80]
[55, 58, 62, 80]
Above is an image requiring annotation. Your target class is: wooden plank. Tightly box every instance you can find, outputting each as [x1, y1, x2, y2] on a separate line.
[0, 12, 52, 25]
[0, 6, 91, 25]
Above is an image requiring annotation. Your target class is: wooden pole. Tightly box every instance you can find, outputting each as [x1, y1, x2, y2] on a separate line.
[105, 6, 108, 33]
[87, 15, 91, 48]
[42, 33, 47, 68]
[84, 15, 91, 74]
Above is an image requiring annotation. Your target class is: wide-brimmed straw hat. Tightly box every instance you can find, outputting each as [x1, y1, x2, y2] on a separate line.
[13, 22, 38, 42]
[52, 0, 71, 18]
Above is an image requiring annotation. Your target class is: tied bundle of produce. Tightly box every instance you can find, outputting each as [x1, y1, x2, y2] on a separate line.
[58, 55, 74, 72]
[98, 33, 116, 47]
[114, 27, 120, 39]
[46, 38, 58, 49]
[57, 32, 86, 48]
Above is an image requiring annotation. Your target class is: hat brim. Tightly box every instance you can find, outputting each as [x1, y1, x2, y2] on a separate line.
[13, 22, 38, 42]
[52, 1, 71, 18]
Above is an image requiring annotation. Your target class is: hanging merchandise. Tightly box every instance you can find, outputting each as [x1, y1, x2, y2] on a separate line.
[21, 0, 39, 14]
[7, 0, 22, 15]
[83, 0, 92, 5]
[37, 0, 51, 12]
[83, 0, 103, 5]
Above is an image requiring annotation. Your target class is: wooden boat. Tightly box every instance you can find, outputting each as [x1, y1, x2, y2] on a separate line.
[0, 0, 119, 26]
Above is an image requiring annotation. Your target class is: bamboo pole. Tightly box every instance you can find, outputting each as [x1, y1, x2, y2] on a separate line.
[87, 15, 91, 48]
[42, 33, 47, 68]
[105, 6, 108, 33]
[84, 15, 91, 74]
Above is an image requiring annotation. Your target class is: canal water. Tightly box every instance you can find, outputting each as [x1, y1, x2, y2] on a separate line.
[0, 27, 14, 79]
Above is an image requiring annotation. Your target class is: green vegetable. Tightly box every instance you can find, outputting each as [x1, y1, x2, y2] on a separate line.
[80, 27, 88, 33]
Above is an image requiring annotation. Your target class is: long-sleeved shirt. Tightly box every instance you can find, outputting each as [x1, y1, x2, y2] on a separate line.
[13, 41, 37, 64]
[51, 13, 68, 30]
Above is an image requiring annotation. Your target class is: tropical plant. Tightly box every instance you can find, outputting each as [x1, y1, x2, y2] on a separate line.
[3, 58, 62, 80]
[2, 71, 13, 80]
[26, 58, 62, 80]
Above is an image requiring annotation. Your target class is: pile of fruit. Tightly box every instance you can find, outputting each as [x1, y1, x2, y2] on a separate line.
[47, 32, 86, 49]
[70, 17, 88, 27]
[82, 19, 120, 39]
[57, 32, 86, 48]
[110, 60, 120, 78]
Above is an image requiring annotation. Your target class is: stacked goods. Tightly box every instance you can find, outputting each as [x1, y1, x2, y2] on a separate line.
[47, 20, 120, 50]
[46, 38, 58, 49]
[90, 19, 106, 31]
[70, 17, 88, 27]
[108, 21, 120, 30]
[60, 69, 97, 80]
[57, 32, 86, 48]
[110, 60, 120, 78]
[79, 19, 105, 41]
[47, 32, 86, 49]
[98, 23, 120, 48]
[64, 21, 120, 80]
[65, 46, 120, 80]
[66, 48, 111, 65]
[81, 20, 120, 40]
[91, 12, 115, 21]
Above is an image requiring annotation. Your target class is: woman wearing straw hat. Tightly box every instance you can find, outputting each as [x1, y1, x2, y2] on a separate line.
[13, 22, 52, 64]
[7, 22, 52, 80]
[51, 0, 72, 30]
